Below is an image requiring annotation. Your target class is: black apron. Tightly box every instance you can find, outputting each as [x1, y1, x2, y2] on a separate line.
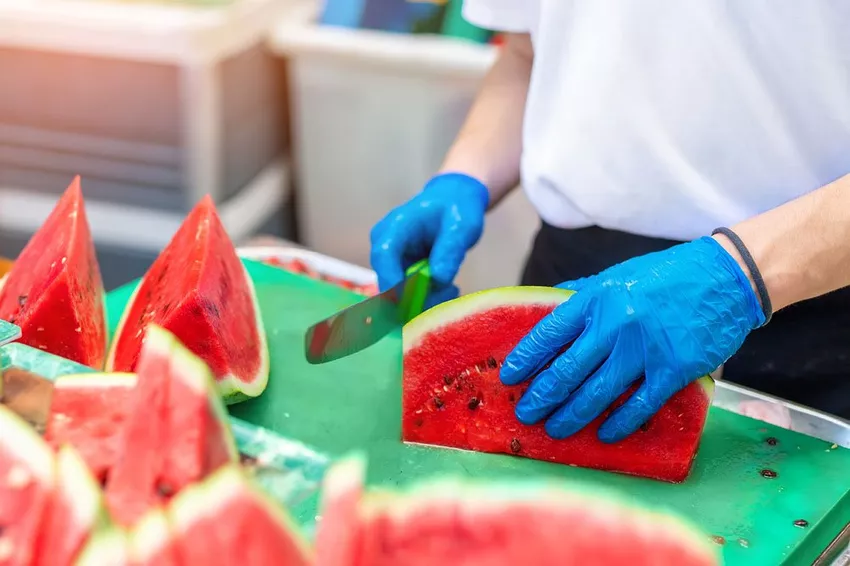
[521, 222, 850, 420]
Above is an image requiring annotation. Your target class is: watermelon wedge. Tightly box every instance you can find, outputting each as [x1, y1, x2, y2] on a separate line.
[129, 509, 179, 566]
[106, 195, 269, 403]
[74, 528, 130, 566]
[34, 446, 108, 566]
[0, 405, 55, 566]
[0, 177, 107, 368]
[169, 465, 313, 566]
[402, 287, 714, 483]
[45, 373, 137, 483]
[316, 455, 719, 566]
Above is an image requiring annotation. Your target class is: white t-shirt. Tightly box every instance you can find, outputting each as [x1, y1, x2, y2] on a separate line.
[464, 0, 850, 241]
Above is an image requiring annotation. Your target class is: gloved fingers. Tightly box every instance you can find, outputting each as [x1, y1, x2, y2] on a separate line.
[500, 296, 586, 386]
[428, 205, 485, 285]
[543, 341, 643, 439]
[370, 214, 430, 292]
[424, 283, 460, 310]
[597, 377, 678, 444]
[514, 328, 612, 425]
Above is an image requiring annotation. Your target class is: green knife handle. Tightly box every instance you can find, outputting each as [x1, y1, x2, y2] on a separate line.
[399, 260, 431, 324]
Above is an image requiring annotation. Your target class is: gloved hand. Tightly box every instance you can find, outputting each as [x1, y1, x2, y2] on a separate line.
[500, 236, 765, 443]
[370, 173, 489, 307]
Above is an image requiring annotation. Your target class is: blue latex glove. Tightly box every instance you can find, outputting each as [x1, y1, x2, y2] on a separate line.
[370, 173, 489, 307]
[501, 236, 765, 443]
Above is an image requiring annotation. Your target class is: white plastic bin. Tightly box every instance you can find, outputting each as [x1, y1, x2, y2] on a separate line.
[269, 2, 541, 293]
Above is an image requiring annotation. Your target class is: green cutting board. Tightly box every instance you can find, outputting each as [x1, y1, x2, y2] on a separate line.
[106, 260, 850, 565]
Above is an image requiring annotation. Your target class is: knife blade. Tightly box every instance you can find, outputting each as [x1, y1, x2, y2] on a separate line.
[0, 367, 54, 433]
[304, 260, 431, 364]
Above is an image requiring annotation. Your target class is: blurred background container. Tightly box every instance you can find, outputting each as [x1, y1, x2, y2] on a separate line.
[0, 0, 539, 293]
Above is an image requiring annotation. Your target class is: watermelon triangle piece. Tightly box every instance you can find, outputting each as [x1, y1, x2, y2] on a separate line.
[0, 405, 55, 566]
[33, 446, 109, 566]
[315, 455, 720, 566]
[74, 528, 130, 566]
[45, 373, 137, 484]
[0, 176, 107, 368]
[401, 286, 714, 483]
[129, 508, 179, 566]
[105, 328, 173, 527]
[106, 195, 269, 403]
[160, 325, 238, 495]
[169, 465, 313, 566]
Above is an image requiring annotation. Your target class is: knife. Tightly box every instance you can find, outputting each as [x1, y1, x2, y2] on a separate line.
[304, 260, 432, 364]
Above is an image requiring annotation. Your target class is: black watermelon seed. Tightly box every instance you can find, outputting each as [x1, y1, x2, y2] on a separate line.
[793, 519, 809, 528]
[443, 375, 454, 386]
[16, 295, 26, 307]
[508, 393, 516, 403]
[468, 397, 480, 410]
[414, 418, 424, 428]
[434, 396, 444, 409]
[639, 422, 650, 432]
[510, 439, 521, 453]
[766, 437, 778, 446]
[760, 469, 777, 479]
[156, 483, 176, 498]
[709, 535, 726, 546]
[239, 453, 258, 466]
[486, 357, 498, 369]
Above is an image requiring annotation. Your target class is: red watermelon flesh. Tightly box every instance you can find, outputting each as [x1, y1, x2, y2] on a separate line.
[45, 373, 136, 484]
[169, 466, 313, 566]
[0, 177, 107, 368]
[402, 287, 714, 483]
[129, 509, 179, 566]
[161, 327, 238, 495]
[0, 406, 55, 566]
[33, 446, 106, 566]
[106, 195, 269, 403]
[316, 456, 719, 566]
[106, 328, 172, 526]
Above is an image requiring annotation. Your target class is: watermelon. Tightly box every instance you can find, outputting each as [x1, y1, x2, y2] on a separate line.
[0, 405, 55, 566]
[169, 465, 313, 566]
[402, 287, 714, 483]
[106, 328, 173, 526]
[0, 177, 107, 368]
[45, 373, 137, 483]
[316, 455, 719, 566]
[74, 528, 129, 566]
[160, 325, 238, 495]
[34, 446, 107, 566]
[129, 509, 179, 566]
[106, 195, 269, 403]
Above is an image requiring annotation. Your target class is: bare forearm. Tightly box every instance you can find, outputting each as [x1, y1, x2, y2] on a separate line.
[715, 174, 850, 311]
[439, 33, 533, 207]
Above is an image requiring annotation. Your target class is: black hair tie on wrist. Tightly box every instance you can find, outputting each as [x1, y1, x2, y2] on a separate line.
[711, 227, 773, 326]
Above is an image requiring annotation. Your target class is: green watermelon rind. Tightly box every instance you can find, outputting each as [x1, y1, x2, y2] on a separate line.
[73, 528, 129, 566]
[105, 264, 269, 404]
[155, 324, 239, 463]
[0, 405, 54, 485]
[55, 445, 111, 535]
[402, 285, 715, 396]
[169, 465, 314, 561]
[129, 508, 172, 563]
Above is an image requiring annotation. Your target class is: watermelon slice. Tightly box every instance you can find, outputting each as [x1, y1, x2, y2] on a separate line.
[34, 446, 108, 566]
[169, 465, 313, 566]
[129, 509, 179, 566]
[0, 177, 107, 368]
[106, 195, 269, 403]
[0, 405, 55, 566]
[316, 455, 719, 566]
[402, 286, 714, 483]
[45, 373, 137, 483]
[160, 325, 238, 495]
[106, 328, 173, 526]
[74, 528, 130, 566]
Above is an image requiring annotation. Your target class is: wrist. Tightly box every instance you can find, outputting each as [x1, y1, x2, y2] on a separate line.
[705, 233, 768, 328]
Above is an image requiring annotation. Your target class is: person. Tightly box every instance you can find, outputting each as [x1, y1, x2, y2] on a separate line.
[369, 1, 850, 442]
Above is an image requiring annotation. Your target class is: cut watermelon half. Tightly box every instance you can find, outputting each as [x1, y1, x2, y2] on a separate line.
[129, 508, 179, 566]
[169, 465, 313, 566]
[33, 446, 108, 566]
[106, 195, 269, 403]
[316, 455, 719, 566]
[74, 528, 130, 566]
[0, 406, 55, 566]
[45, 373, 137, 484]
[402, 287, 714, 483]
[0, 177, 107, 368]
